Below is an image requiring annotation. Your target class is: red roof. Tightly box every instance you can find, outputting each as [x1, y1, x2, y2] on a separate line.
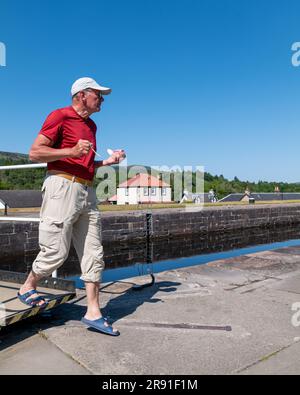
[108, 194, 117, 201]
[118, 174, 170, 188]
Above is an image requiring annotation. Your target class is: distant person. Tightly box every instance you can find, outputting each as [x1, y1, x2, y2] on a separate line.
[208, 189, 216, 203]
[18, 77, 126, 336]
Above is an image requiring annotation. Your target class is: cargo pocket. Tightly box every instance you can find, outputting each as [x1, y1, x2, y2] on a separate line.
[39, 217, 64, 251]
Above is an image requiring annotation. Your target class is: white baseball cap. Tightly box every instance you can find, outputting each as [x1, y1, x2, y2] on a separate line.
[71, 77, 112, 97]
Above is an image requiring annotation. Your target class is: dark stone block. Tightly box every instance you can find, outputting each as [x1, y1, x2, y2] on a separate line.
[0, 223, 14, 234]
[0, 236, 10, 245]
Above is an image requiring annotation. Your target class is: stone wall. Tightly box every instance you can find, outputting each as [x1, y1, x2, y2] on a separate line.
[150, 204, 300, 238]
[1, 203, 300, 273]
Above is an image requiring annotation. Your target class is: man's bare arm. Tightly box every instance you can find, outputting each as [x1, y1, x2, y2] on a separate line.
[95, 159, 115, 168]
[95, 150, 126, 168]
[29, 135, 91, 163]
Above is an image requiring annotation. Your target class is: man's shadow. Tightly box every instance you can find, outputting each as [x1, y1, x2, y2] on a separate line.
[101, 279, 181, 323]
[0, 278, 181, 349]
[47, 277, 181, 330]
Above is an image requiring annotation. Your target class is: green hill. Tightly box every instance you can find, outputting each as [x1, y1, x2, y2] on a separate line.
[1, 151, 300, 198]
[0, 151, 29, 162]
[0, 151, 45, 190]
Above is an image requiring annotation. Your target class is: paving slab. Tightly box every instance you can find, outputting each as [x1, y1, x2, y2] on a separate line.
[238, 340, 300, 375]
[0, 334, 90, 375]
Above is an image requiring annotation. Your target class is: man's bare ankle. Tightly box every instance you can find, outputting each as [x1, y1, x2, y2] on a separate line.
[19, 285, 36, 294]
[85, 311, 102, 320]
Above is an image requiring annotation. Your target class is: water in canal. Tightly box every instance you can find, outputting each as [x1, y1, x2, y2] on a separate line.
[64, 224, 300, 287]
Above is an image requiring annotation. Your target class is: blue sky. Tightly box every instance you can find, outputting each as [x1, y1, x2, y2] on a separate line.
[1, 0, 300, 182]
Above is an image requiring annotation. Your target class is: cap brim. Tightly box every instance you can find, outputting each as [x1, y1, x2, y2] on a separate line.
[94, 84, 112, 95]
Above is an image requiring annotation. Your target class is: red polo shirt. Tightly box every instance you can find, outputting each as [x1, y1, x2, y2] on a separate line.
[39, 106, 97, 181]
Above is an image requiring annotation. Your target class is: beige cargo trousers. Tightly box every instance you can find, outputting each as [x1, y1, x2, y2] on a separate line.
[32, 174, 105, 283]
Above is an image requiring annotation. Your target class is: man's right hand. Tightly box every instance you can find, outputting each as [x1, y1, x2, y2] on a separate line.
[71, 139, 92, 158]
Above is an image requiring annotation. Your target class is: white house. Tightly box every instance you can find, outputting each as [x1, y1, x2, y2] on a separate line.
[109, 173, 172, 205]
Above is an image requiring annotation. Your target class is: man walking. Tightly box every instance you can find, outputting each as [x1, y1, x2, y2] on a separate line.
[18, 77, 125, 336]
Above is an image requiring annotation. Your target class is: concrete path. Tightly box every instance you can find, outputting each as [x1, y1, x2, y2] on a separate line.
[1, 244, 300, 375]
[0, 334, 89, 375]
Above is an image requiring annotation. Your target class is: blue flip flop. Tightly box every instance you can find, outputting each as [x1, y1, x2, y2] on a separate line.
[81, 317, 120, 336]
[17, 290, 48, 309]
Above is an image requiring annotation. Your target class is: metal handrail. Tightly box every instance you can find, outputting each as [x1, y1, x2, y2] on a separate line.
[0, 163, 47, 170]
[0, 217, 40, 222]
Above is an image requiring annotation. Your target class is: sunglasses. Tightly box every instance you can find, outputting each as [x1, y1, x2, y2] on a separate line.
[85, 89, 103, 99]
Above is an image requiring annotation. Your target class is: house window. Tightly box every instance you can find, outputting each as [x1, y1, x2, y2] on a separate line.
[125, 188, 129, 196]
[151, 188, 156, 196]
[144, 187, 149, 196]
[162, 187, 167, 196]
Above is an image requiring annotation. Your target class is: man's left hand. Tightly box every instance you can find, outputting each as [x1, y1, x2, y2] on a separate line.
[107, 150, 126, 165]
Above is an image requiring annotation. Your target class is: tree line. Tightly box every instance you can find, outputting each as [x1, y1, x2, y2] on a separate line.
[1, 153, 300, 199]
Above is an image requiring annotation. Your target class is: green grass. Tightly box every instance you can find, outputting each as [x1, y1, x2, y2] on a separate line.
[97, 200, 300, 212]
[2, 200, 300, 215]
[98, 203, 185, 211]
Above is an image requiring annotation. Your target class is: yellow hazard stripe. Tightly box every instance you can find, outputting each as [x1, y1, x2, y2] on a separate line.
[44, 295, 73, 311]
[6, 312, 27, 325]
[45, 299, 57, 310]
[3, 293, 75, 327]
